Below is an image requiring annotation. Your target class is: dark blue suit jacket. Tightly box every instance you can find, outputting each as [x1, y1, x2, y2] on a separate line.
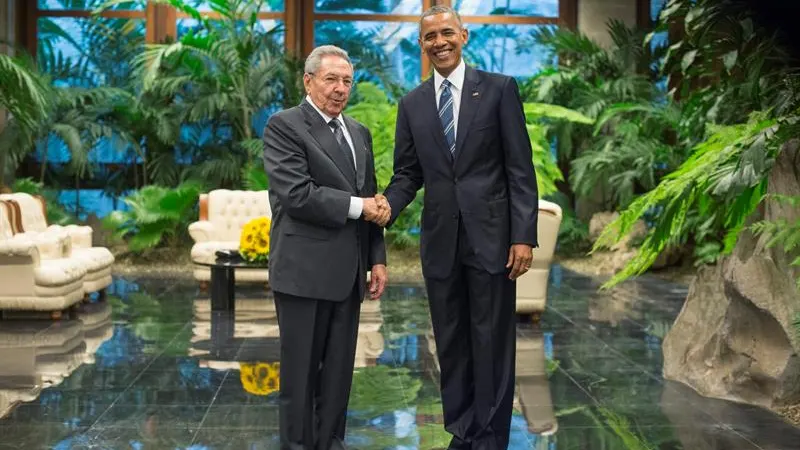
[384, 65, 539, 279]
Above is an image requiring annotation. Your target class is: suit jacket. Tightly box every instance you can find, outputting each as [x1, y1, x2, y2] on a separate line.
[384, 65, 538, 280]
[262, 99, 386, 301]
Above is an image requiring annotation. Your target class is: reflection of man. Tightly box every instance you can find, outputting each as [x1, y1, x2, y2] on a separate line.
[262, 45, 389, 450]
[381, 6, 539, 449]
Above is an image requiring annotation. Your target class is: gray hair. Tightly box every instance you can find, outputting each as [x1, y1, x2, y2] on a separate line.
[419, 5, 464, 29]
[304, 45, 352, 74]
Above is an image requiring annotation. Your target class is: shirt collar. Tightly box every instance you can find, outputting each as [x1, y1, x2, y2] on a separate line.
[306, 95, 343, 126]
[433, 58, 466, 93]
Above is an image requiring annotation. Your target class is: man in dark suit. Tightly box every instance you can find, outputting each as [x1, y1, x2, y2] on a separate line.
[262, 45, 389, 450]
[380, 6, 539, 450]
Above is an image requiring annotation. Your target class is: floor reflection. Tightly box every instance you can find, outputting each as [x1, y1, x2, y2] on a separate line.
[0, 269, 794, 449]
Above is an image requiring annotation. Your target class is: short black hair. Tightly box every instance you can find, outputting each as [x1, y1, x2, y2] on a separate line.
[419, 5, 464, 30]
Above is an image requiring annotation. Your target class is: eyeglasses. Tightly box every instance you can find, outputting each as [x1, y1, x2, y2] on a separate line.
[308, 73, 353, 88]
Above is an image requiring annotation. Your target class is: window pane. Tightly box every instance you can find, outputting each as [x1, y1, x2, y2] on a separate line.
[453, 0, 558, 17]
[187, 0, 284, 12]
[38, 0, 144, 10]
[37, 17, 144, 86]
[177, 18, 285, 44]
[315, 21, 421, 90]
[35, 17, 144, 179]
[315, 0, 422, 14]
[465, 24, 556, 78]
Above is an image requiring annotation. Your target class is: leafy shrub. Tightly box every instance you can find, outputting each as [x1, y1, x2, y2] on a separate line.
[103, 180, 202, 251]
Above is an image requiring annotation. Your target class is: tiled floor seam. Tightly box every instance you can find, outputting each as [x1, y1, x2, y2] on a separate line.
[84, 320, 192, 436]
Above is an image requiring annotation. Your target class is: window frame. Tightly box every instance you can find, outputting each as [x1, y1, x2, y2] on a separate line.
[22, 0, 577, 80]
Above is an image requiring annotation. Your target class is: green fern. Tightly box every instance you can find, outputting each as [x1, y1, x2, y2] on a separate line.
[594, 112, 780, 289]
[750, 195, 800, 288]
[103, 180, 202, 251]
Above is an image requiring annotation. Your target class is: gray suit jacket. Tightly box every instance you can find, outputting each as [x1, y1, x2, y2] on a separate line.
[262, 99, 386, 302]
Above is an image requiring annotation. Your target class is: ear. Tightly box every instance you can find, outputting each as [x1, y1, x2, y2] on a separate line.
[462, 27, 469, 44]
[303, 73, 312, 93]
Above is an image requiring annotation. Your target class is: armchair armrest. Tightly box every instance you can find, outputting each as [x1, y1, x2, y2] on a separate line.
[57, 224, 92, 249]
[16, 231, 71, 259]
[0, 236, 40, 265]
[37, 224, 71, 242]
[189, 221, 218, 243]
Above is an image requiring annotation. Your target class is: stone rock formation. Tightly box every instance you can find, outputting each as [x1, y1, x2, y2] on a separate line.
[662, 141, 800, 409]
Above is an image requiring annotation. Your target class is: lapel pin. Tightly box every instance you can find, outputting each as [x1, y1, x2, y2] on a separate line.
[472, 91, 479, 97]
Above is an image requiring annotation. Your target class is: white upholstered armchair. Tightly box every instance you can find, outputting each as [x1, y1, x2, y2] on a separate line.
[0, 200, 86, 317]
[189, 189, 271, 285]
[516, 200, 563, 319]
[0, 193, 113, 295]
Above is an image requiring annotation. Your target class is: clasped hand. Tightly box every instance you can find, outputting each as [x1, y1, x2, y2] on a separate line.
[362, 194, 391, 226]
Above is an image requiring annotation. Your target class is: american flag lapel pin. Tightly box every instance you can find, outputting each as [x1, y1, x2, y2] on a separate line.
[472, 91, 479, 97]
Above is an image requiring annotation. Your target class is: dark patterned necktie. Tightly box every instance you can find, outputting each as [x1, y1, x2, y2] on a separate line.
[439, 79, 456, 155]
[328, 119, 356, 176]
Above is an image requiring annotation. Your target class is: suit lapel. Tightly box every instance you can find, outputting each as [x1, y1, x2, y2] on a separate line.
[421, 79, 453, 162]
[343, 116, 366, 191]
[453, 66, 482, 159]
[300, 101, 357, 189]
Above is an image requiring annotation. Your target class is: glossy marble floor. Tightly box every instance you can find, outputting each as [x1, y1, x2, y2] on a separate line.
[1, 266, 798, 449]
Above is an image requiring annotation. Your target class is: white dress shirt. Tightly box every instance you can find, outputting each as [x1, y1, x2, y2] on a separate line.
[305, 95, 363, 219]
[433, 58, 466, 140]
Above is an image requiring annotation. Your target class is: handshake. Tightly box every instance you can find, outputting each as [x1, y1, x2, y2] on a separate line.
[362, 194, 391, 227]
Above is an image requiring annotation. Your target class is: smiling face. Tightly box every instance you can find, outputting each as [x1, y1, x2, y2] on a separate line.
[303, 55, 354, 117]
[419, 12, 468, 78]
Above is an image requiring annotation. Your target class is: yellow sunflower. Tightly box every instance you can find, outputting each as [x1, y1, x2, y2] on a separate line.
[239, 216, 271, 262]
[239, 362, 280, 396]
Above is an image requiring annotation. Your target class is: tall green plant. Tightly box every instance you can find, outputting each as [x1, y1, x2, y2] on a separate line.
[523, 20, 670, 212]
[592, 0, 800, 287]
[101, 0, 295, 188]
[0, 54, 48, 137]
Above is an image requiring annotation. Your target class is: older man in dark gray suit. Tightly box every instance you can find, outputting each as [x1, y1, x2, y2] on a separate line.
[262, 45, 389, 450]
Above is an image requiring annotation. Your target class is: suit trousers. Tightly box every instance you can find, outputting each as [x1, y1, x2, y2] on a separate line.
[425, 219, 517, 450]
[274, 285, 361, 450]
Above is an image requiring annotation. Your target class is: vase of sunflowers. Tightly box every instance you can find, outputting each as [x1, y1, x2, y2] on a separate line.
[239, 216, 271, 263]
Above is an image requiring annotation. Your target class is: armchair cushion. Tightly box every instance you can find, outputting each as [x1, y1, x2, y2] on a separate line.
[188, 221, 218, 243]
[0, 193, 48, 233]
[204, 189, 270, 242]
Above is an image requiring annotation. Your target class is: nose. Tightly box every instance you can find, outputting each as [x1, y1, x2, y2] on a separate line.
[432, 33, 446, 48]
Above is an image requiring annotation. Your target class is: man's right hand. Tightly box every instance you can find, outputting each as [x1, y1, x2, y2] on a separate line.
[362, 196, 390, 226]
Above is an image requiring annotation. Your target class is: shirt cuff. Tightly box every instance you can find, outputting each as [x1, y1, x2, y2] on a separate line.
[348, 196, 363, 220]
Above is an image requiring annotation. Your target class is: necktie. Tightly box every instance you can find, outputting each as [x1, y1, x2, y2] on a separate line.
[328, 119, 356, 177]
[439, 79, 456, 155]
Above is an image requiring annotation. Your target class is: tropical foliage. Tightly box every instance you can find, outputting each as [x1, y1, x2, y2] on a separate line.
[583, 0, 800, 288]
[102, 180, 201, 251]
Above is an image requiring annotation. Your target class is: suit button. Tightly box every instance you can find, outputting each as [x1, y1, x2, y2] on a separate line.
[452, 214, 458, 219]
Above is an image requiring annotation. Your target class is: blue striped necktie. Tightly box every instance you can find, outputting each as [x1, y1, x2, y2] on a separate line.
[439, 79, 456, 155]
